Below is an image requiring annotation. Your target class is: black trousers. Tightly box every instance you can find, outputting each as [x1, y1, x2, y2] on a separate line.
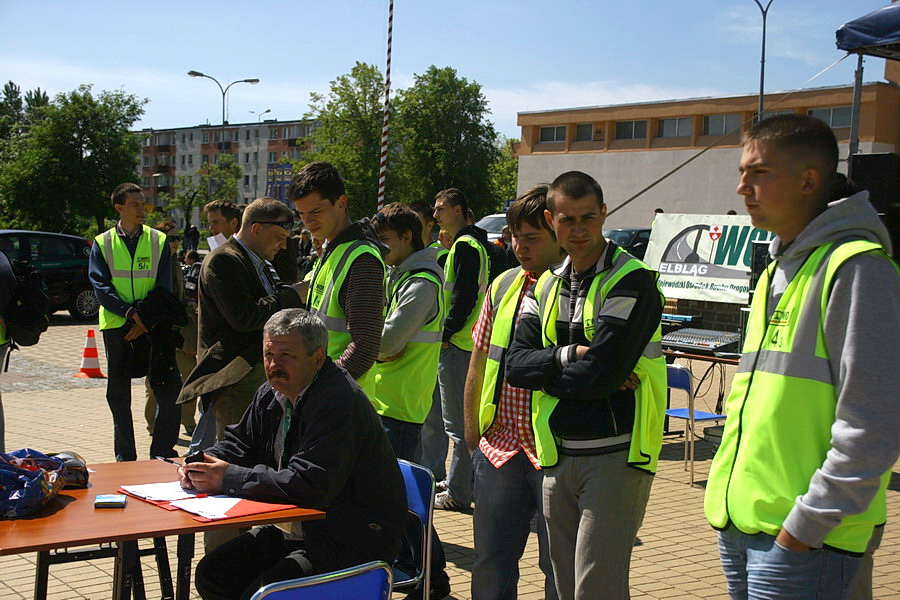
[195, 525, 316, 600]
[102, 326, 181, 461]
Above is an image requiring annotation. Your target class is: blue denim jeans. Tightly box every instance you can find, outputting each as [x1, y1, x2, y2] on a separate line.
[416, 384, 447, 482]
[437, 344, 473, 506]
[718, 525, 863, 600]
[473, 449, 557, 600]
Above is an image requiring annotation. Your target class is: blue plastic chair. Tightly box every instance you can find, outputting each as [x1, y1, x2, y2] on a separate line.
[393, 459, 435, 600]
[249, 561, 392, 600]
[664, 364, 725, 486]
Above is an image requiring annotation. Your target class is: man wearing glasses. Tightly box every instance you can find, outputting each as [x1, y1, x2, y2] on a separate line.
[179, 198, 307, 447]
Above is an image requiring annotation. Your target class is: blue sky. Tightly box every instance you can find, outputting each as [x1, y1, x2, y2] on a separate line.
[0, 1, 889, 139]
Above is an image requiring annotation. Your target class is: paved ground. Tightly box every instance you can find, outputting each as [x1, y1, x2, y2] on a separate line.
[1, 316, 897, 599]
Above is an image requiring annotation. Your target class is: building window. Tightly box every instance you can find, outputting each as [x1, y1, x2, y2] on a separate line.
[187, 154, 193, 165]
[283, 127, 290, 139]
[232, 130, 239, 142]
[244, 153, 250, 164]
[169, 134, 176, 145]
[268, 151, 277, 162]
[252, 175, 257, 187]
[180, 155, 186, 166]
[189, 132, 193, 143]
[253, 151, 258, 162]
[245, 130, 250, 141]
[657, 117, 693, 138]
[615, 120, 647, 140]
[703, 113, 743, 136]
[202, 154, 209, 164]
[243, 175, 250, 186]
[270, 128, 279, 140]
[202, 132, 209, 143]
[808, 106, 852, 128]
[539, 126, 566, 143]
[575, 123, 593, 142]
[181, 133, 186, 144]
[141, 176, 149, 186]
[255, 128, 260, 138]
[142, 156, 150, 167]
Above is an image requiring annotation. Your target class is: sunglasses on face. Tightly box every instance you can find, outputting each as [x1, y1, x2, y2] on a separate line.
[254, 221, 294, 231]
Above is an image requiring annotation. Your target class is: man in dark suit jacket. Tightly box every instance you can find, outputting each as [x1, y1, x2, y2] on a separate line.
[179, 198, 306, 442]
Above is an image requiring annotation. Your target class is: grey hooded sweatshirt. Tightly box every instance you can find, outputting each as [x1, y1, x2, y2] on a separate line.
[378, 246, 445, 360]
[766, 191, 900, 548]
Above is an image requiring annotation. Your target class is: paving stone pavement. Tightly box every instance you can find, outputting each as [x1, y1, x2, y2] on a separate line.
[0, 315, 897, 599]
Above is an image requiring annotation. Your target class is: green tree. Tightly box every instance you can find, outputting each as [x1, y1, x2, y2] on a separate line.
[161, 175, 202, 227]
[488, 136, 519, 207]
[301, 62, 388, 219]
[0, 84, 146, 233]
[393, 66, 500, 217]
[198, 154, 242, 209]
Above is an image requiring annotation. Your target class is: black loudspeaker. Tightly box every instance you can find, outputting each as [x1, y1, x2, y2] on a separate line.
[849, 153, 900, 260]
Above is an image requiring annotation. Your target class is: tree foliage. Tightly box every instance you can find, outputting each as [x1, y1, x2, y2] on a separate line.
[198, 154, 242, 208]
[0, 84, 145, 233]
[488, 136, 519, 208]
[0, 81, 49, 141]
[393, 66, 500, 217]
[161, 175, 201, 227]
[300, 62, 387, 220]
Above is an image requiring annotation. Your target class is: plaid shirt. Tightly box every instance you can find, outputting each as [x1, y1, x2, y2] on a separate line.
[472, 271, 541, 469]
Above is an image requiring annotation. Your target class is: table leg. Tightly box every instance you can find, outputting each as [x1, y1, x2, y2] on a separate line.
[175, 533, 195, 600]
[153, 537, 175, 600]
[33, 551, 50, 600]
[113, 540, 143, 600]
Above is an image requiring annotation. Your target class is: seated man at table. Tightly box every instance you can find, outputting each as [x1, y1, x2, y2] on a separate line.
[180, 308, 407, 600]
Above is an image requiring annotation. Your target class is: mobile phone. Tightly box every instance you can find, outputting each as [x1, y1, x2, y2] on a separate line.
[184, 451, 205, 464]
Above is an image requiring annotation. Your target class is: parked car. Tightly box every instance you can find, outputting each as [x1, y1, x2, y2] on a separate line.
[475, 213, 507, 242]
[603, 227, 652, 260]
[0, 230, 99, 320]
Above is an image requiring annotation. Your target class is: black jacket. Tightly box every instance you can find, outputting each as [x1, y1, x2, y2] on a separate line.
[208, 358, 407, 572]
[505, 243, 662, 444]
[443, 224, 491, 343]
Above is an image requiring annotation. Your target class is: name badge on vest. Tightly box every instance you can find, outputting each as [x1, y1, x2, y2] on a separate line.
[135, 255, 151, 271]
[768, 309, 791, 347]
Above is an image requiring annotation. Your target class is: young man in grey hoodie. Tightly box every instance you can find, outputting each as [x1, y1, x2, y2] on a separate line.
[371, 202, 452, 600]
[704, 113, 900, 600]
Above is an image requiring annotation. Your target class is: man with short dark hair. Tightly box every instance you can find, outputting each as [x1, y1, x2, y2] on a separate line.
[289, 161, 385, 391]
[463, 185, 563, 600]
[179, 198, 306, 442]
[425, 187, 491, 511]
[204, 200, 242, 239]
[185, 309, 407, 600]
[705, 114, 900, 599]
[506, 171, 667, 599]
[371, 202, 453, 600]
[89, 183, 181, 461]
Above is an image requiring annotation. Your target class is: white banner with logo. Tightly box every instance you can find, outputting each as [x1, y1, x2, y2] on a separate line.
[644, 214, 775, 305]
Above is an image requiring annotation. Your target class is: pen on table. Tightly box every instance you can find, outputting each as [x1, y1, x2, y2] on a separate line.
[155, 456, 182, 466]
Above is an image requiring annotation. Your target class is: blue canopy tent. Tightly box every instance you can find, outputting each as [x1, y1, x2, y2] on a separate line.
[835, 3, 900, 259]
[836, 3, 900, 60]
[835, 4, 900, 161]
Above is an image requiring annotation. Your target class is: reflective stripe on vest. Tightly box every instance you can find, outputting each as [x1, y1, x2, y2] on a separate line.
[704, 239, 895, 553]
[443, 235, 489, 352]
[478, 267, 527, 434]
[94, 226, 164, 330]
[307, 239, 385, 390]
[529, 247, 667, 472]
[370, 268, 447, 423]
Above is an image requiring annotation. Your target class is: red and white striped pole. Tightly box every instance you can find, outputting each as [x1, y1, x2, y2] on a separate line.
[376, 0, 394, 212]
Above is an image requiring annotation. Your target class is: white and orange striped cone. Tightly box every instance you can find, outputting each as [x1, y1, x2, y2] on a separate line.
[72, 329, 106, 379]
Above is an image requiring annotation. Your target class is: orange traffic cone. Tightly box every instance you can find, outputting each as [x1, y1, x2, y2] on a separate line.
[72, 329, 106, 379]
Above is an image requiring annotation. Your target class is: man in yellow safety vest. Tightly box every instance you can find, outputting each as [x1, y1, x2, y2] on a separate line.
[704, 114, 900, 599]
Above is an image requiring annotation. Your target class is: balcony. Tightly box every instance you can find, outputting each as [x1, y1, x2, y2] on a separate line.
[154, 165, 172, 174]
[156, 144, 172, 152]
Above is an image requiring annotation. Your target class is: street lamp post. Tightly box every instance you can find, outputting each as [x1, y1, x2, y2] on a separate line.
[187, 70, 259, 158]
[249, 109, 271, 198]
[751, 0, 774, 119]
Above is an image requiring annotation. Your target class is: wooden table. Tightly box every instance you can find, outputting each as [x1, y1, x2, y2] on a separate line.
[0, 460, 325, 600]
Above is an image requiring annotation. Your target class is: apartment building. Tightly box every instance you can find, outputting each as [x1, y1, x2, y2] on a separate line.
[138, 118, 316, 223]
[515, 82, 900, 228]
